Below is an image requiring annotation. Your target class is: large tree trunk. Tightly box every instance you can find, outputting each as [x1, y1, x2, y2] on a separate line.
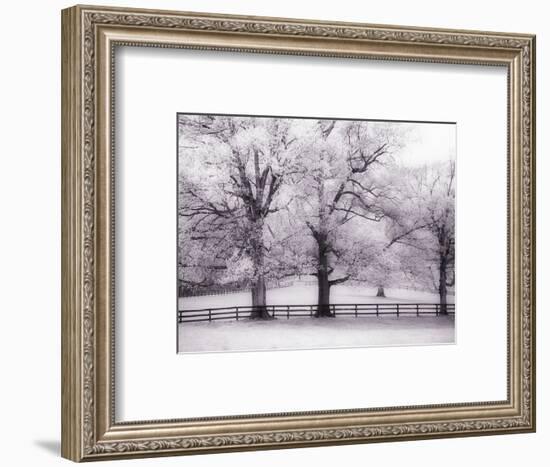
[315, 234, 333, 317]
[376, 286, 386, 297]
[250, 275, 271, 319]
[438, 257, 448, 315]
[248, 221, 272, 320]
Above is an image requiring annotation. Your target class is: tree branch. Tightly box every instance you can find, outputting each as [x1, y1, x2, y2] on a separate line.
[329, 275, 350, 286]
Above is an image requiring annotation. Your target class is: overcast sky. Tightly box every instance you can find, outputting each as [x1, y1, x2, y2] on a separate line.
[392, 121, 456, 167]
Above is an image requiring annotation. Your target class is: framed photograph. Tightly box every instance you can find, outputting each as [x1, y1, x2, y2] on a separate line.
[176, 113, 457, 353]
[61, 4, 536, 461]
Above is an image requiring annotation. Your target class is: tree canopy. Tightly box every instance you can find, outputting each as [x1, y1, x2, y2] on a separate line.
[178, 115, 456, 316]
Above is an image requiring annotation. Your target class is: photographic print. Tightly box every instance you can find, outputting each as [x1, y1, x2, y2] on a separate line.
[177, 114, 455, 353]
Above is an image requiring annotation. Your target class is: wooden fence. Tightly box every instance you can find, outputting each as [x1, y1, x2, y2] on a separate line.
[179, 279, 297, 297]
[178, 303, 455, 323]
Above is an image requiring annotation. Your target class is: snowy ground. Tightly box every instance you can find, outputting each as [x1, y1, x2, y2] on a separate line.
[178, 315, 455, 353]
[178, 285, 455, 353]
[179, 284, 454, 310]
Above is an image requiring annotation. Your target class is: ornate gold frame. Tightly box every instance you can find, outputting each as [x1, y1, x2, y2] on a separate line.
[61, 4, 536, 462]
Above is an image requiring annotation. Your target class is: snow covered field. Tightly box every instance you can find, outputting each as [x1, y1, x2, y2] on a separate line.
[178, 315, 455, 353]
[179, 284, 454, 310]
[177, 285, 455, 353]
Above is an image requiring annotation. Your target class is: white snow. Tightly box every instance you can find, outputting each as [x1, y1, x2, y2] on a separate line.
[177, 285, 455, 353]
[179, 284, 454, 310]
[178, 315, 455, 353]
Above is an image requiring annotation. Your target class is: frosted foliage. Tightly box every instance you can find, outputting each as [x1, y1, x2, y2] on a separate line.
[178, 114, 455, 303]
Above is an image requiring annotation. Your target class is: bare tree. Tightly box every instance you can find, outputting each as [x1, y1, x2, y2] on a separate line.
[385, 161, 455, 313]
[178, 115, 298, 319]
[296, 120, 398, 316]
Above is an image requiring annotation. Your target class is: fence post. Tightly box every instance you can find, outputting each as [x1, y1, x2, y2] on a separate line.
[436, 304, 439, 316]
[355, 304, 358, 318]
[310, 305, 313, 317]
[397, 303, 400, 317]
[376, 304, 379, 317]
[236, 307, 239, 321]
[287, 305, 289, 320]
[208, 309, 212, 322]
[416, 304, 419, 317]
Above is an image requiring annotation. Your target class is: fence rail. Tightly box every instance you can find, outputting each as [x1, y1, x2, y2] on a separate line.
[178, 279, 297, 297]
[178, 303, 455, 323]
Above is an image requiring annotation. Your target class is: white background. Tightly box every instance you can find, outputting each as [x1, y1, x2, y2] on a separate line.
[117, 48, 507, 420]
[0, 0, 546, 466]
